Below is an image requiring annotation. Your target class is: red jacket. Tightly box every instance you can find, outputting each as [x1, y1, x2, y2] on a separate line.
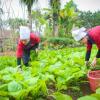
[16, 33, 40, 58]
[87, 26, 100, 51]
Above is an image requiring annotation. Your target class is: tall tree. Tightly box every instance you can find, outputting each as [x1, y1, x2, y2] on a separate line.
[7, 18, 27, 30]
[49, 0, 61, 37]
[76, 11, 100, 28]
[59, 0, 78, 35]
[32, 10, 46, 34]
[20, 0, 38, 31]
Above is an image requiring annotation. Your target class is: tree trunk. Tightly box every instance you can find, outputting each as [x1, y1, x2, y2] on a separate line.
[53, 22, 58, 37]
[28, 6, 32, 32]
[52, 13, 59, 37]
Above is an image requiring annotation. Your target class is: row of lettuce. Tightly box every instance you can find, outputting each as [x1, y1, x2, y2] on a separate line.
[0, 47, 100, 100]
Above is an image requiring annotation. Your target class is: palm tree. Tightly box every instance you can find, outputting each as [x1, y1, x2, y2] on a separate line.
[49, 0, 61, 37]
[0, 0, 3, 17]
[20, 0, 38, 31]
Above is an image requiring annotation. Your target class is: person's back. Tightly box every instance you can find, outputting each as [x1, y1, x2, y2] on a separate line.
[87, 26, 100, 48]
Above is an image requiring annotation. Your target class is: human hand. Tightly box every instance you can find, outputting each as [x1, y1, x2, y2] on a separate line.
[91, 57, 97, 67]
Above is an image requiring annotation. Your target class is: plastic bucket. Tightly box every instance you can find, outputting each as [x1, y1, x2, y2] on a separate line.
[87, 70, 100, 92]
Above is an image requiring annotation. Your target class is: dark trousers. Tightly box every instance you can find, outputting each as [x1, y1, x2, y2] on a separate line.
[22, 49, 36, 66]
[22, 51, 30, 66]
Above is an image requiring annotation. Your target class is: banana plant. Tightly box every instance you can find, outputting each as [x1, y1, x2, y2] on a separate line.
[59, 0, 78, 35]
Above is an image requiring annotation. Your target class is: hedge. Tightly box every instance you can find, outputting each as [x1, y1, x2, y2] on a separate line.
[40, 37, 81, 49]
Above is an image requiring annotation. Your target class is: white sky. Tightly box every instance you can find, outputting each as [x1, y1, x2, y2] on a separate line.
[1, 0, 100, 19]
[74, 0, 100, 12]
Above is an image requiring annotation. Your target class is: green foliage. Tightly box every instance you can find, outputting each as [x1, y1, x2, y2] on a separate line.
[91, 94, 100, 100]
[59, 0, 78, 35]
[0, 96, 9, 100]
[8, 81, 22, 92]
[47, 37, 74, 45]
[78, 96, 97, 100]
[0, 56, 16, 70]
[96, 88, 100, 94]
[40, 37, 80, 49]
[7, 18, 27, 29]
[44, 0, 78, 36]
[49, 0, 60, 23]
[53, 92, 72, 100]
[30, 50, 38, 61]
[76, 11, 100, 28]
[29, 0, 78, 37]
[0, 47, 99, 99]
[32, 10, 46, 33]
[49, 0, 61, 36]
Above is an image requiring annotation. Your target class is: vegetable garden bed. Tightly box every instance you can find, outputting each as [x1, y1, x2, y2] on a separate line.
[0, 47, 100, 100]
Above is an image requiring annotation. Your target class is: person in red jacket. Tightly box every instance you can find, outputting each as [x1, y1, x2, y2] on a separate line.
[16, 26, 40, 66]
[72, 26, 100, 67]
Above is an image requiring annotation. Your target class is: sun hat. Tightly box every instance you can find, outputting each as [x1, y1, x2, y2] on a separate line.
[72, 27, 87, 41]
[19, 26, 30, 40]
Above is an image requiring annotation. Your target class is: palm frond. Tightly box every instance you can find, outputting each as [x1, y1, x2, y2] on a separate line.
[20, 0, 37, 7]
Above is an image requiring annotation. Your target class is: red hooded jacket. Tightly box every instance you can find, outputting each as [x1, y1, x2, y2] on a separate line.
[85, 26, 100, 61]
[16, 33, 40, 58]
[87, 26, 100, 51]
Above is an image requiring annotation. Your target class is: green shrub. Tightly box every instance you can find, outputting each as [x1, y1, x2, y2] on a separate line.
[47, 37, 74, 45]
[40, 37, 81, 49]
[0, 56, 16, 70]
[40, 37, 47, 42]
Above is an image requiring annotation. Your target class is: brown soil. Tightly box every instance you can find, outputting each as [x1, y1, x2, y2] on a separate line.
[66, 82, 93, 100]
[0, 51, 15, 56]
